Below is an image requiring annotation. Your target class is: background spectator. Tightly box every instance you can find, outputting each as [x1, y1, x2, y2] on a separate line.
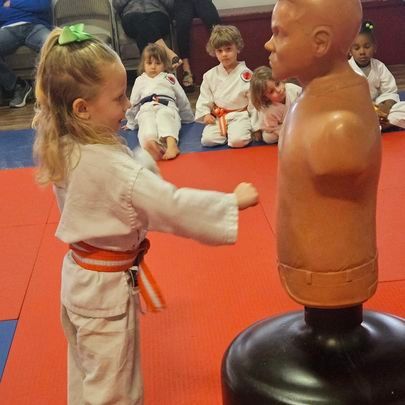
[174, 0, 220, 93]
[0, 0, 51, 108]
[113, 0, 182, 70]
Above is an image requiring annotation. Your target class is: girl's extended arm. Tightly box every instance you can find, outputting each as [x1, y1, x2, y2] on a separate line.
[131, 169, 258, 245]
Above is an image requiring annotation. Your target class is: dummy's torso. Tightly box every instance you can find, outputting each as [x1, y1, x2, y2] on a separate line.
[276, 71, 381, 308]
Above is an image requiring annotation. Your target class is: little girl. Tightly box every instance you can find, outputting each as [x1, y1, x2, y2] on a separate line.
[125, 43, 194, 160]
[250, 66, 301, 144]
[349, 21, 405, 130]
[33, 26, 258, 404]
[195, 25, 254, 148]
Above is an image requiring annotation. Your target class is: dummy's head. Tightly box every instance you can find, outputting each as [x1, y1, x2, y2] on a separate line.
[250, 66, 286, 109]
[138, 43, 171, 77]
[350, 21, 376, 68]
[265, 0, 362, 82]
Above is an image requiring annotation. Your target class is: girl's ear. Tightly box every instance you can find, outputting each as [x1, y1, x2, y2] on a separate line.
[72, 98, 90, 120]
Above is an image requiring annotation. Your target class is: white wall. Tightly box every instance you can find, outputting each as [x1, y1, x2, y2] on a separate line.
[214, 0, 276, 10]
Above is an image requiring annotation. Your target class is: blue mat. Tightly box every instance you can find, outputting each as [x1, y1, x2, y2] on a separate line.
[0, 122, 266, 170]
[0, 129, 35, 169]
[399, 90, 405, 101]
[0, 320, 17, 381]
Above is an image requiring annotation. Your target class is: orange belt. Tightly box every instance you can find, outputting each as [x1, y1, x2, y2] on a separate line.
[212, 104, 248, 136]
[69, 240, 166, 312]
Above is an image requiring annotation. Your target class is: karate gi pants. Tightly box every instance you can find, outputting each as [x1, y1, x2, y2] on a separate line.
[201, 110, 252, 148]
[61, 291, 142, 405]
[137, 102, 181, 148]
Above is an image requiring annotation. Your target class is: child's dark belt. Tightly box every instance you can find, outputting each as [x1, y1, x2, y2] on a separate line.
[139, 94, 176, 106]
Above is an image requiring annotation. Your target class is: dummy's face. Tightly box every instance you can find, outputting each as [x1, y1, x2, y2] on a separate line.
[265, 1, 312, 81]
[144, 57, 165, 78]
[86, 61, 130, 131]
[264, 79, 286, 103]
[350, 33, 375, 68]
[215, 43, 238, 71]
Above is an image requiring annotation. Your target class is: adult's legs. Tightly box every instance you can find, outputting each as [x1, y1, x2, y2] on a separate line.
[25, 24, 51, 51]
[0, 26, 25, 92]
[193, 0, 221, 31]
[174, 0, 194, 60]
[121, 12, 171, 54]
[176, 0, 221, 89]
[0, 23, 47, 107]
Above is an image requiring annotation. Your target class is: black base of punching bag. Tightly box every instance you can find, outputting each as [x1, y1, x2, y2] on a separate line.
[222, 306, 405, 404]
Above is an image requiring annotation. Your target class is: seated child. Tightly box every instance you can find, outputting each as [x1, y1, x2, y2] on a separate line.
[250, 66, 301, 144]
[195, 25, 253, 148]
[125, 43, 194, 160]
[349, 21, 405, 130]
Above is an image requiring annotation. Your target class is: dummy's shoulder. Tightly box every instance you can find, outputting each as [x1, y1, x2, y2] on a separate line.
[302, 111, 380, 176]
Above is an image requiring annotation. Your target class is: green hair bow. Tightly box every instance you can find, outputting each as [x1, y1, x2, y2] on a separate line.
[58, 24, 93, 45]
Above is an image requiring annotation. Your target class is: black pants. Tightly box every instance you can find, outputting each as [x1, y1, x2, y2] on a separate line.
[121, 12, 171, 53]
[174, 0, 221, 59]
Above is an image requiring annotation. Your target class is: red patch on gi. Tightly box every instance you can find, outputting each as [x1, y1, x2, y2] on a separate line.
[240, 70, 252, 82]
[166, 74, 176, 85]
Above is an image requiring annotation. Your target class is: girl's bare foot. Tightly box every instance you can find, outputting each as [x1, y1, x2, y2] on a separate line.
[162, 143, 180, 160]
[162, 137, 180, 160]
[144, 139, 163, 161]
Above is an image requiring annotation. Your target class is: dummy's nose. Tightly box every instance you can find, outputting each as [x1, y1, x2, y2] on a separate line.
[264, 37, 274, 53]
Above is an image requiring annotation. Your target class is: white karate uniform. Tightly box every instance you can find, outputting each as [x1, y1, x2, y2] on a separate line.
[126, 72, 195, 147]
[349, 57, 405, 129]
[55, 145, 238, 404]
[251, 82, 301, 144]
[195, 62, 253, 148]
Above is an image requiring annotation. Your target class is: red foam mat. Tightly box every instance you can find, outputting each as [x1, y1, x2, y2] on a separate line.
[1, 139, 405, 404]
[0, 168, 53, 228]
[0, 224, 67, 404]
[0, 224, 46, 320]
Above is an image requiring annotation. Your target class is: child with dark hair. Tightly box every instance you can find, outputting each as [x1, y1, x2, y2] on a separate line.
[125, 43, 194, 160]
[349, 20, 405, 130]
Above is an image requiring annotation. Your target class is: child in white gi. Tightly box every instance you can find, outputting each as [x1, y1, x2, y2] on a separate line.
[33, 26, 258, 405]
[349, 21, 405, 130]
[195, 25, 253, 148]
[250, 66, 301, 144]
[125, 43, 194, 160]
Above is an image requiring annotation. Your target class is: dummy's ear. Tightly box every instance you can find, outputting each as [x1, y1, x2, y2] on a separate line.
[312, 26, 332, 57]
[72, 98, 90, 120]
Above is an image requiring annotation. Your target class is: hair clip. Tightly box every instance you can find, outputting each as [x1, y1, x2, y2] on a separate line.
[58, 24, 93, 45]
[364, 21, 374, 31]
